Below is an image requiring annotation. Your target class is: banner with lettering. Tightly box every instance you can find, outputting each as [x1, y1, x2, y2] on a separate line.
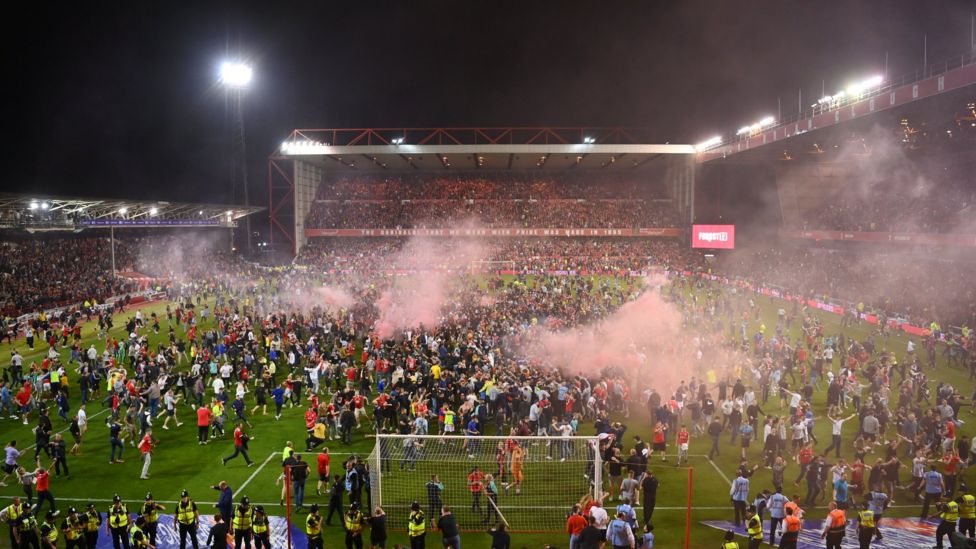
[304, 228, 683, 238]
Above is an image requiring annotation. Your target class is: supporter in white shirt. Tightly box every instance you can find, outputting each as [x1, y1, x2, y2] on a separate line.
[589, 502, 609, 534]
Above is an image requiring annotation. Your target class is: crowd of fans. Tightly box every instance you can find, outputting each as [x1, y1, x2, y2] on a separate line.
[792, 182, 974, 233]
[318, 174, 669, 201]
[3, 235, 975, 546]
[304, 174, 683, 229]
[717, 246, 976, 328]
[0, 238, 136, 316]
[0, 234, 243, 318]
[305, 199, 682, 229]
[787, 115, 976, 233]
[297, 238, 706, 274]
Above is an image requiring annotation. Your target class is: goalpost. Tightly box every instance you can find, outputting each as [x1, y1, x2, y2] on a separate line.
[369, 434, 602, 532]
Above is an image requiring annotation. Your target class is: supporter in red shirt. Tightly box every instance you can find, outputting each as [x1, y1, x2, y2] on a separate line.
[35, 466, 55, 515]
[316, 449, 331, 495]
[197, 405, 212, 445]
[566, 505, 588, 541]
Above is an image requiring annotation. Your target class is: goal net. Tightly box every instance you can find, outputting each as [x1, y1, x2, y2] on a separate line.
[369, 434, 602, 532]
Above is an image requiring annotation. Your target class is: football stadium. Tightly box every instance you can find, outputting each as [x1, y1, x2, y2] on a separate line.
[2, 3, 976, 549]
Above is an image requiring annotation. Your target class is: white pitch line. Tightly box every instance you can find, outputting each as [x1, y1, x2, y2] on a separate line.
[236, 451, 278, 495]
[707, 457, 732, 486]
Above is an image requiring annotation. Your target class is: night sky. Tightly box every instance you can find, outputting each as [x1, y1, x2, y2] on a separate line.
[2, 1, 973, 206]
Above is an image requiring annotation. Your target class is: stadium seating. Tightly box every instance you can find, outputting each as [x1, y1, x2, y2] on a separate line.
[716, 246, 976, 327]
[0, 237, 135, 315]
[304, 174, 682, 229]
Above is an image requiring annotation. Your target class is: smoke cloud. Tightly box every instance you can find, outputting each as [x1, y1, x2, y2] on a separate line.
[374, 235, 489, 338]
[521, 275, 733, 395]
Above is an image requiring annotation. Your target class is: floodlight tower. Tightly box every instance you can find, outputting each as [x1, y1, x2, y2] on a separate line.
[219, 61, 253, 254]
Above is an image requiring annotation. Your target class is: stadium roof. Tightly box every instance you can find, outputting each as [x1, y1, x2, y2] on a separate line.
[272, 127, 695, 173]
[0, 192, 263, 231]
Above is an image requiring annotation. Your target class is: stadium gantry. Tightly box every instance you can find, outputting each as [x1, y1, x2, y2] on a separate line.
[0, 192, 264, 232]
[266, 127, 699, 255]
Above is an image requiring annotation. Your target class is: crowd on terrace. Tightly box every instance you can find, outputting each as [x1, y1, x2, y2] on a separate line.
[304, 174, 683, 229]
[717, 246, 976, 328]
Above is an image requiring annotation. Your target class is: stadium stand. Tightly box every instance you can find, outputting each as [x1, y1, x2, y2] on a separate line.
[304, 174, 682, 229]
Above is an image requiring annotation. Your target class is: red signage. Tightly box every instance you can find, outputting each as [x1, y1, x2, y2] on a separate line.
[304, 227, 684, 238]
[691, 225, 735, 249]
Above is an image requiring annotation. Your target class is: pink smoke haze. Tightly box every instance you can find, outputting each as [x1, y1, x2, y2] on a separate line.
[374, 233, 489, 338]
[315, 285, 356, 311]
[524, 275, 733, 395]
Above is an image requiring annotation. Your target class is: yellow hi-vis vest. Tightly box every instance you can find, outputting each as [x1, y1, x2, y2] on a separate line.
[233, 506, 253, 530]
[142, 503, 159, 523]
[747, 515, 763, 540]
[305, 514, 321, 537]
[176, 501, 197, 525]
[962, 495, 976, 519]
[4, 503, 21, 524]
[42, 521, 58, 543]
[17, 514, 37, 533]
[109, 504, 129, 528]
[85, 510, 101, 532]
[129, 524, 146, 547]
[858, 510, 875, 528]
[253, 516, 269, 534]
[943, 501, 960, 523]
[723, 542, 740, 549]
[344, 510, 364, 534]
[408, 510, 426, 537]
[63, 517, 83, 540]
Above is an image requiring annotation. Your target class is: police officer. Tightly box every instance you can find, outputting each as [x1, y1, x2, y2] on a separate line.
[960, 492, 976, 538]
[141, 493, 165, 547]
[343, 502, 367, 549]
[83, 503, 102, 549]
[722, 529, 740, 549]
[174, 490, 199, 549]
[39, 509, 59, 549]
[856, 502, 875, 549]
[2, 497, 25, 549]
[745, 506, 763, 549]
[252, 506, 271, 549]
[60, 508, 85, 549]
[128, 516, 151, 548]
[17, 505, 42, 549]
[408, 501, 426, 549]
[231, 496, 254, 549]
[930, 498, 958, 549]
[107, 494, 130, 549]
[306, 503, 323, 549]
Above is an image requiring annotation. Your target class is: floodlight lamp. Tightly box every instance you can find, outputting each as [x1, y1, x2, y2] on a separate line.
[40, 202, 49, 210]
[220, 61, 253, 88]
[695, 136, 722, 151]
[119, 207, 128, 214]
[29, 201, 38, 210]
[149, 207, 158, 216]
